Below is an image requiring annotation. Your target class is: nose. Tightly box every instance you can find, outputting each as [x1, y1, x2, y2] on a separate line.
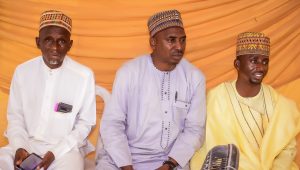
[49, 41, 59, 50]
[174, 40, 183, 51]
[255, 62, 267, 72]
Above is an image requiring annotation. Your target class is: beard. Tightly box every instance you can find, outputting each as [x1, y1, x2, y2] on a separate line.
[49, 60, 58, 65]
[249, 77, 264, 84]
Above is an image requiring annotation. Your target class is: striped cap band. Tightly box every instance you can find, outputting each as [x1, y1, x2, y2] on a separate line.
[40, 10, 72, 33]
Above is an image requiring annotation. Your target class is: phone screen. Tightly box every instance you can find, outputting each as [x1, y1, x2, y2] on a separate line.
[19, 153, 42, 170]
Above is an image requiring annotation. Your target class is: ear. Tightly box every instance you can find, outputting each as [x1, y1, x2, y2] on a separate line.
[234, 59, 240, 70]
[68, 40, 73, 51]
[36, 37, 40, 49]
[150, 37, 156, 49]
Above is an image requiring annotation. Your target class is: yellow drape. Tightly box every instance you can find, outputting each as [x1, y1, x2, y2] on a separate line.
[1, 0, 300, 161]
[1, 0, 300, 92]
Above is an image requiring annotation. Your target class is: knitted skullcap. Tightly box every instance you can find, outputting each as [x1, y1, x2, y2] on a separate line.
[39, 10, 72, 33]
[148, 9, 183, 37]
[236, 32, 270, 56]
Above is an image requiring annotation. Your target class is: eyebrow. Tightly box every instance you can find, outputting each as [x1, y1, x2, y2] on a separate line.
[167, 35, 186, 39]
[248, 55, 268, 58]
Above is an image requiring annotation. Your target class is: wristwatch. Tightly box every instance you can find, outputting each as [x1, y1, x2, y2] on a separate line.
[163, 160, 177, 170]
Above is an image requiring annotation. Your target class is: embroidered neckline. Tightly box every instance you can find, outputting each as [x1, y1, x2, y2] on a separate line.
[225, 81, 273, 149]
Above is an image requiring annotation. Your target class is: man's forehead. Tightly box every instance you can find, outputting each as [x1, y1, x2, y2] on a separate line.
[39, 25, 70, 35]
[157, 26, 185, 37]
[240, 54, 269, 59]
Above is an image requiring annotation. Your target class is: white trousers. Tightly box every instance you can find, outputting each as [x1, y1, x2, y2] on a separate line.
[0, 145, 84, 170]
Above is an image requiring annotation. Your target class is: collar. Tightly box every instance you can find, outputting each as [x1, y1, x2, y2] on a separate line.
[148, 54, 179, 74]
[40, 56, 68, 75]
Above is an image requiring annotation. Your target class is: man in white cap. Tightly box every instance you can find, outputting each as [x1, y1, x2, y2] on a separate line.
[97, 9, 206, 170]
[0, 10, 96, 170]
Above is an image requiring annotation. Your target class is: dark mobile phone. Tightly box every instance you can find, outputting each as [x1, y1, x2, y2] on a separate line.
[17, 153, 42, 170]
[55, 102, 73, 113]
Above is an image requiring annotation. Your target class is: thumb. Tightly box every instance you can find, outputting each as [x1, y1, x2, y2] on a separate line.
[15, 159, 22, 166]
[15, 154, 27, 166]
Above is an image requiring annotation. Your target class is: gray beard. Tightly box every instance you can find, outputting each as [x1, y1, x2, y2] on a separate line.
[49, 60, 58, 65]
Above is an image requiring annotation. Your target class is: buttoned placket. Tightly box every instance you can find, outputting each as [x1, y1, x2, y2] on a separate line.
[160, 72, 172, 149]
[34, 67, 58, 140]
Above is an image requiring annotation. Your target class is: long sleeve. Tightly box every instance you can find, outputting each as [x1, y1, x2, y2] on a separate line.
[272, 139, 297, 170]
[100, 66, 132, 167]
[6, 69, 30, 152]
[169, 73, 206, 168]
[50, 72, 96, 159]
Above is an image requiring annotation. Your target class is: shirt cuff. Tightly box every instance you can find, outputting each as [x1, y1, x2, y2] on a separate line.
[50, 137, 75, 159]
[105, 146, 132, 168]
[168, 144, 194, 168]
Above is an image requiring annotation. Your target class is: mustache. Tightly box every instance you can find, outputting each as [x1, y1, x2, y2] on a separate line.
[252, 70, 265, 74]
[172, 50, 183, 56]
[50, 52, 60, 56]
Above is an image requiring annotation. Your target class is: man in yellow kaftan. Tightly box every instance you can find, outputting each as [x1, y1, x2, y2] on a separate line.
[191, 32, 300, 170]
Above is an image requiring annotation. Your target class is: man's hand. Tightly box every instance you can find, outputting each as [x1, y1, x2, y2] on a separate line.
[156, 164, 171, 170]
[36, 151, 55, 170]
[14, 148, 29, 168]
[121, 165, 134, 170]
[157, 157, 179, 170]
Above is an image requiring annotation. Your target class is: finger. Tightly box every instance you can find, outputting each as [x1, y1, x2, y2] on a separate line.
[44, 164, 50, 170]
[15, 155, 27, 166]
[37, 161, 45, 170]
[40, 162, 50, 170]
[15, 160, 21, 166]
[42, 159, 51, 170]
[14, 155, 20, 165]
[14, 150, 29, 166]
[14, 157, 23, 166]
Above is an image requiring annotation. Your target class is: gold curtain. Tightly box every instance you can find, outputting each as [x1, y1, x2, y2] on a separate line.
[0, 0, 300, 163]
[1, 0, 300, 156]
[1, 0, 300, 92]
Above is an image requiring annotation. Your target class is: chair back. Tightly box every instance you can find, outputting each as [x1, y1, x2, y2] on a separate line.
[94, 85, 111, 163]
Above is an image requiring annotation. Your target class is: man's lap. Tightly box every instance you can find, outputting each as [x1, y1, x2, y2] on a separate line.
[0, 145, 84, 170]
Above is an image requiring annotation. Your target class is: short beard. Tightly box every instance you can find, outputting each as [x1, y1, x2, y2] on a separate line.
[49, 60, 58, 65]
[250, 78, 263, 85]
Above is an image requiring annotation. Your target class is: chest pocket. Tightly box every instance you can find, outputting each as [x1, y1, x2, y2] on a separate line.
[173, 101, 190, 126]
[173, 100, 190, 109]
